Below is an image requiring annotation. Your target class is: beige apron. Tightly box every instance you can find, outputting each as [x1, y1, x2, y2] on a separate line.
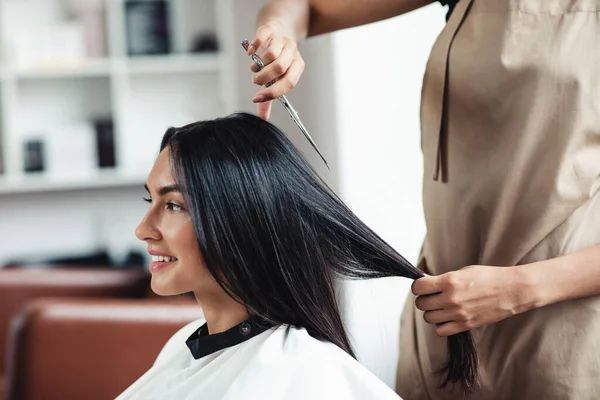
[396, 1, 600, 399]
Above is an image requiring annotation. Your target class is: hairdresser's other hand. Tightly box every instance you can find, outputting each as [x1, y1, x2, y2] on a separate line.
[248, 20, 305, 120]
[412, 265, 538, 336]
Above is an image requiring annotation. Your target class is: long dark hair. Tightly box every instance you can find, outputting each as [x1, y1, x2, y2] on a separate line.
[160, 112, 478, 394]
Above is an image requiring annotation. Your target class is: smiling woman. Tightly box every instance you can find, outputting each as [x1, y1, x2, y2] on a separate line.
[118, 112, 478, 400]
[135, 146, 250, 333]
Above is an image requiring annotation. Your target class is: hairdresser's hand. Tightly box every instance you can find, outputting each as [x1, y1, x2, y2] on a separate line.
[247, 21, 306, 120]
[412, 265, 538, 336]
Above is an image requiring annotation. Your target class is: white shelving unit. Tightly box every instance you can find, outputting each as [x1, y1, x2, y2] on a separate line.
[0, 0, 237, 195]
[0, 169, 148, 194]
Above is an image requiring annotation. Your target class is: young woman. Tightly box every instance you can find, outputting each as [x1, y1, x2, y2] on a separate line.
[117, 112, 476, 399]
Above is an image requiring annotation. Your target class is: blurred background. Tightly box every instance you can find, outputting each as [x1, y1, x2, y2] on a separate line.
[0, 0, 446, 398]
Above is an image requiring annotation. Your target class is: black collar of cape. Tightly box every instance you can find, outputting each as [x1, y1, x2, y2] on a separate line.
[185, 315, 276, 360]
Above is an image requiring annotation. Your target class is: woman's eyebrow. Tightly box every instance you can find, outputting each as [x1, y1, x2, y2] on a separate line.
[144, 184, 182, 196]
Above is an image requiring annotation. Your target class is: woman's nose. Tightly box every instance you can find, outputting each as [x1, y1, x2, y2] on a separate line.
[135, 212, 161, 242]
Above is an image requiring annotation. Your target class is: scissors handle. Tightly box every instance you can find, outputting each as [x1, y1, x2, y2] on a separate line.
[241, 40, 277, 88]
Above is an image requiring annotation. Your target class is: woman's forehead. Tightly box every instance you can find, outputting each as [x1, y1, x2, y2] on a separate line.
[148, 147, 177, 189]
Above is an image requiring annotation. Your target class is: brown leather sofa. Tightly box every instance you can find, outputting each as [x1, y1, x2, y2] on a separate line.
[5, 298, 202, 400]
[0, 267, 151, 399]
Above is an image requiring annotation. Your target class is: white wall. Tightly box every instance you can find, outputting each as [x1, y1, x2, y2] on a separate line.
[231, 0, 339, 188]
[330, 4, 445, 389]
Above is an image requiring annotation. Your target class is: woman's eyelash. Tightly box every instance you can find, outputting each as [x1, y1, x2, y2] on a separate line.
[142, 197, 183, 211]
[167, 202, 183, 211]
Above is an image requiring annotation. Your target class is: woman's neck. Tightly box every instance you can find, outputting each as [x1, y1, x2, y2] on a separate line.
[194, 290, 249, 334]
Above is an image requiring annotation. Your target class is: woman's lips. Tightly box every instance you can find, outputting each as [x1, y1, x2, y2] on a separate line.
[149, 258, 177, 273]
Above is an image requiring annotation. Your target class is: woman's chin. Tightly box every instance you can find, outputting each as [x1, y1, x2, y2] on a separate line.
[150, 275, 189, 297]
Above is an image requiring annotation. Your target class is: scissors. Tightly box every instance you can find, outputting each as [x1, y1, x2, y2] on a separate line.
[241, 39, 329, 168]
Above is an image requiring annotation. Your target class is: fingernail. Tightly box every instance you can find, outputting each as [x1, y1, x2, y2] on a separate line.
[247, 44, 256, 54]
[252, 95, 266, 103]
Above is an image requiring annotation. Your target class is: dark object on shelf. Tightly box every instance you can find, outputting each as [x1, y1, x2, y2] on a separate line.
[124, 0, 171, 55]
[94, 118, 116, 168]
[122, 250, 146, 268]
[192, 32, 218, 53]
[3, 249, 146, 269]
[4, 250, 112, 268]
[23, 139, 45, 173]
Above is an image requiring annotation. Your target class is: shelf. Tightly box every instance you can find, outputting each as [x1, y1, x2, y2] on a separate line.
[12, 59, 112, 80]
[0, 0, 235, 197]
[0, 170, 147, 195]
[125, 53, 222, 75]
[0, 54, 223, 80]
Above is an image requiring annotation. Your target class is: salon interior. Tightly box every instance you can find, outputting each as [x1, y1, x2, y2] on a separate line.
[0, 1, 445, 398]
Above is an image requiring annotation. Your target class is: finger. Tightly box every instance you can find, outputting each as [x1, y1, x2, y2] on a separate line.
[422, 309, 452, 325]
[253, 58, 304, 101]
[415, 294, 444, 312]
[252, 77, 290, 101]
[256, 100, 273, 120]
[278, 55, 304, 91]
[253, 43, 295, 86]
[256, 35, 284, 67]
[411, 275, 444, 296]
[434, 321, 469, 337]
[248, 24, 276, 55]
[250, 60, 260, 73]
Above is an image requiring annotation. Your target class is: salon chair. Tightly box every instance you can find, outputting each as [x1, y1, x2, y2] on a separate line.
[0, 267, 150, 399]
[5, 298, 202, 400]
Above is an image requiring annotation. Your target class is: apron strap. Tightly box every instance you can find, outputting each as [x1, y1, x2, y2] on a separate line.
[429, 0, 474, 181]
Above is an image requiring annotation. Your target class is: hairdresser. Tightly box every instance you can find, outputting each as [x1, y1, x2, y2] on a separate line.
[246, 1, 600, 399]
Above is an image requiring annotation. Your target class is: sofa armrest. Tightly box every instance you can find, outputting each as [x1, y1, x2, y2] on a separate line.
[5, 297, 202, 400]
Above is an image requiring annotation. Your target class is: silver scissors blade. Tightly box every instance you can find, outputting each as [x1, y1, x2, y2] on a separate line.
[241, 39, 329, 168]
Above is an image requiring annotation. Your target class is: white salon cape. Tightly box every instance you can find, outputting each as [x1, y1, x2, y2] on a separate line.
[117, 316, 402, 399]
